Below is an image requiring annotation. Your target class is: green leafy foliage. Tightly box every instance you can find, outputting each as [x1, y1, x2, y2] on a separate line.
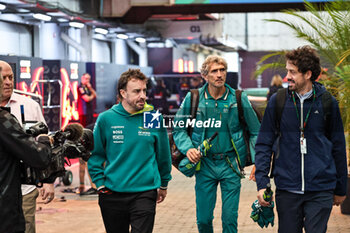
[255, 0, 350, 163]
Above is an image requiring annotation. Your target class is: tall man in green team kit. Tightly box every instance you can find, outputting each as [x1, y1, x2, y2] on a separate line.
[88, 69, 172, 233]
[173, 55, 261, 233]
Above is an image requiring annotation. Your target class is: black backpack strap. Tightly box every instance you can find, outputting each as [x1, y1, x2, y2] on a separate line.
[234, 89, 246, 172]
[275, 88, 287, 134]
[188, 89, 199, 136]
[235, 89, 246, 127]
[321, 91, 333, 139]
[270, 88, 287, 178]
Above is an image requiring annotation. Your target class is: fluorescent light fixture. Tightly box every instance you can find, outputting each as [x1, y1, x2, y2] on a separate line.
[17, 8, 30, 13]
[0, 4, 6, 10]
[94, 28, 108, 35]
[33, 13, 51, 22]
[117, 34, 128, 40]
[69, 22, 84, 28]
[57, 18, 68, 23]
[135, 37, 146, 43]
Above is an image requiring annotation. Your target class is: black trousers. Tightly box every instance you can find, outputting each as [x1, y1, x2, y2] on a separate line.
[275, 189, 333, 233]
[99, 189, 157, 233]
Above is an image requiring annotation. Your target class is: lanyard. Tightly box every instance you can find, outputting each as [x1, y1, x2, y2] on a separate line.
[291, 87, 316, 137]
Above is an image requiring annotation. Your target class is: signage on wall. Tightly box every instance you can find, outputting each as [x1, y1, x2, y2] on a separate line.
[70, 63, 79, 80]
[61, 68, 79, 129]
[153, 20, 222, 40]
[174, 59, 195, 73]
[20, 60, 31, 79]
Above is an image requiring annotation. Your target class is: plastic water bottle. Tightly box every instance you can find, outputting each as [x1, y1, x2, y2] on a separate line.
[263, 183, 273, 203]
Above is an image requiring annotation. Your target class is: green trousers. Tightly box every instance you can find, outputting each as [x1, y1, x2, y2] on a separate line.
[195, 156, 241, 233]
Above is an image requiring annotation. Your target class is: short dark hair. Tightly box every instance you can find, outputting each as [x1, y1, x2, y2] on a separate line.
[285, 45, 321, 81]
[117, 69, 148, 100]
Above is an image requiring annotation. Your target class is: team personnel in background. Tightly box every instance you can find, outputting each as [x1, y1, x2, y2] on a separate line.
[189, 76, 203, 89]
[266, 74, 283, 101]
[148, 77, 171, 115]
[0, 60, 55, 233]
[77, 73, 97, 195]
[78, 73, 96, 126]
[88, 69, 172, 233]
[255, 46, 348, 233]
[177, 77, 190, 102]
[173, 55, 260, 233]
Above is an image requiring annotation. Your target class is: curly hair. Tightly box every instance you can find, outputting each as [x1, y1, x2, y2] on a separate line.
[285, 46, 321, 81]
[117, 69, 148, 100]
[200, 55, 227, 76]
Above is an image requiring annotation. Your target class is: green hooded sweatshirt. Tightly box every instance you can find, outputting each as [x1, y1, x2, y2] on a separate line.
[88, 103, 172, 192]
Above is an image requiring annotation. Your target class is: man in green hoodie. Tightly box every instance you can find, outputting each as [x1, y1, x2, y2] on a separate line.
[173, 55, 260, 233]
[88, 69, 172, 233]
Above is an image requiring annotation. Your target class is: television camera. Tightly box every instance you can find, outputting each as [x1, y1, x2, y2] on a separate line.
[21, 122, 94, 186]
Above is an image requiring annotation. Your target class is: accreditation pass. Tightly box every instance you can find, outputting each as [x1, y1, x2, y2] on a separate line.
[300, 137, 307, 154]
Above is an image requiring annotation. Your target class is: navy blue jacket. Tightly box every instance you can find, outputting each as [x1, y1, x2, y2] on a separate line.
[255, 82, 348, 196]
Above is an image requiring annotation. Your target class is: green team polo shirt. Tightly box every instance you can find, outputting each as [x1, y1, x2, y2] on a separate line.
[204, 87, 233, 154]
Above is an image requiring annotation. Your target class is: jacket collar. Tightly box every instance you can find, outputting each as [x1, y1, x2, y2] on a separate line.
[198, 83, 234, 100]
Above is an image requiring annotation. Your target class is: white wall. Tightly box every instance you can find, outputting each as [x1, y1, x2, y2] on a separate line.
[0, 21, 32, 56]
[223, 52, 239, 73]
[35, 23, 66, 59]
[92, 38, 111, 63]
[112, 39, 128, 65]
[223, 12, 309, 51]
[68, 27, 81, 61]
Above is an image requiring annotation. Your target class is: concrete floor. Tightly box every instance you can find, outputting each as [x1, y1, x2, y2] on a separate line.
[35, 164, 350, 233]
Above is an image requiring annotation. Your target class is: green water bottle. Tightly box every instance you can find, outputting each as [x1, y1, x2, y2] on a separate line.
[263, 183, 273, 203]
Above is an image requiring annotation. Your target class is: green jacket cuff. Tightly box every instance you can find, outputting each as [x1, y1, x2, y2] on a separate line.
[161, 181, 169, 188]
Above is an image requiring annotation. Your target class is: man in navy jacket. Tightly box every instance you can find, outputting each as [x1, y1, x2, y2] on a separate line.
[255, 46, 348, 233]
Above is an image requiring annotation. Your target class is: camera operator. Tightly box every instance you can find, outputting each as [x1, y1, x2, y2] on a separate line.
[0, 69, 52, 233]
[0, 60, 54, 233]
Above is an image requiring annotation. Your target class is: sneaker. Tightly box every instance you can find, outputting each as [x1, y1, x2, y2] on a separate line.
[80, 188, 98, 195]
[76, 186, 84, 195]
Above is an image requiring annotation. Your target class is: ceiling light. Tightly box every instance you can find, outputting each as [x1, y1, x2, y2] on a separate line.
[135, 37, 146, 43]
[0, 4, 6, 10]
[17, 8, 30, 13]
[57, 18, 69, 23]
[94, 28, 108, 35]
[117, 34, 128, 40]
[69, 22, 84, 28]
[33, 13, 51, 22]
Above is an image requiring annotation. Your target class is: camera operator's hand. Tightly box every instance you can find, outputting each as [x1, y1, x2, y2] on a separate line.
[40, 183, 55, 204]
[36, 134, 53, 146]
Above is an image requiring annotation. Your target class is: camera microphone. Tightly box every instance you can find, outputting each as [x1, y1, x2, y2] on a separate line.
[63, 123, 84, 141]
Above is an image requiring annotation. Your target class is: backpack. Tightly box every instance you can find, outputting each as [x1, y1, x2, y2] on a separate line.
[169, 89, 199, 169]
[235, 89, 263, 169]
[269, 88, 333, 177]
